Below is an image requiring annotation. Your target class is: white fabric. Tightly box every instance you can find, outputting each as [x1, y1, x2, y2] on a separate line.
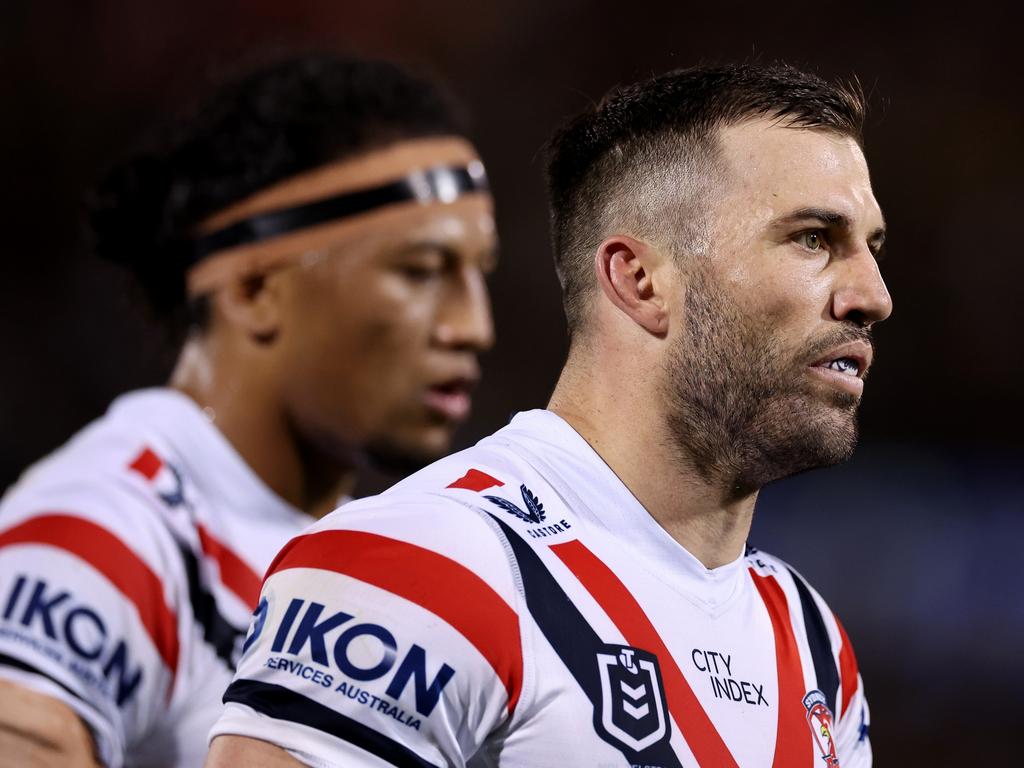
[213, 410, 871, 767]
[0, 388, 311, 767]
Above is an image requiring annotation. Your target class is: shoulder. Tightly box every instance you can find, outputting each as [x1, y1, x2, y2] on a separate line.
[275, 478, 520, 609]
[1, 414, 189, 575]
[4, 400, 170, 516]
[221, 457, 531, 763]
[0, 406, 195, 685]
[745, 547, 840, 629]
[289, 441, 538, 585]
[0, 413, 192, 760]
[745, 546, 864, 724]
[745, 545, 844, 647]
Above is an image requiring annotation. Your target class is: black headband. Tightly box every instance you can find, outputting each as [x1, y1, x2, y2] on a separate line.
[189, 162, 488, 265]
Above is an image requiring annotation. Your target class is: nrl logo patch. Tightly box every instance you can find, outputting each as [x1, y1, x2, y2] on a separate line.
[803, 689, 840, 766]
[594, 645, 670, 753]
[485, 484, 546, 524]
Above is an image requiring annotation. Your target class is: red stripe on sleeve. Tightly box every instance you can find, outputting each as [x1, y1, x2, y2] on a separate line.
[0, 514, 179, 676]
[446, 469, 503, 492]
[552, 539, 739, 768]
[128, 447, 162, 480]
[269, 529, 523, 714]
[196, 524, 262, 609]
[835, 616, 860, 719]
[750, 570, 814, 768]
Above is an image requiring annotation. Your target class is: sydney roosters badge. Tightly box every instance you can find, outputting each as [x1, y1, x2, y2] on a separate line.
[803, 689, 840, 766]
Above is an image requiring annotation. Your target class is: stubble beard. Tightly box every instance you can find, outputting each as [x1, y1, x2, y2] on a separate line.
[663, 270, 862, 496]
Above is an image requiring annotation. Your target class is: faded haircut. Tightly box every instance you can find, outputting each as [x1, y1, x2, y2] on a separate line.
[545, 62, 866, 337]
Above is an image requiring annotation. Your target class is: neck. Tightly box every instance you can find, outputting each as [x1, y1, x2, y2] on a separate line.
[169, 337, 355, 519]
[548, 356, 757, 570]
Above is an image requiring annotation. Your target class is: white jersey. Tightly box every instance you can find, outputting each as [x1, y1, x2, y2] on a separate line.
[213, 410, 871, 768]
[0, 389, 311, 767]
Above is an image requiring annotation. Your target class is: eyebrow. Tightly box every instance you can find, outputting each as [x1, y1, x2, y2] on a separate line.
[773, 206, 887, 254]
[396, 239, 501, 269]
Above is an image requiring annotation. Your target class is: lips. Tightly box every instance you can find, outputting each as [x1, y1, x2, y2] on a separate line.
[806, 338, 874, 398]
[423, 376, 477, 422]
[809, 339, 873, 380]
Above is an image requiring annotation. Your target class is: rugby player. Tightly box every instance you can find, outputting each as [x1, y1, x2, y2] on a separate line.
[0, 55, 496, 766]
[208, 62, 890, 767]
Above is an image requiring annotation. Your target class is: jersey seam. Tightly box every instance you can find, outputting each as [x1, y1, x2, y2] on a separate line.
[426, 491, 537, 736]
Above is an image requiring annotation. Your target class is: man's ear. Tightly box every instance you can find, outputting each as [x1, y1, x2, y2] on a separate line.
[211, 270, 282, 344]
[593, 235, 669, 335]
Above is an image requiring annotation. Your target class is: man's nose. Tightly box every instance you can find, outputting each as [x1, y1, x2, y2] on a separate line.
[434, 267, 495, 352]
[831, 247, 892, 326]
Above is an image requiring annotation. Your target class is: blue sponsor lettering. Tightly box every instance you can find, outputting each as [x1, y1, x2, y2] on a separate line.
[385, 643, 455, 717]
[264, 655, 333, 687]
[337, 679, 372, 705]
[242, 597, 268, 654]
[20, 580, 71, 639]
[101, 640, 142, 706]
[3, 575, 27, 620]
[524, 519, 574, 540]
[334, 624, 396, 681]
[1, 575, 144, 706]
[270, 598, 303, 653]
[286, 602, 352, 665]
[264, 599, 454, 718]
[335, 680, 422, 730]
[69, 657, 105, 690]
[63, 606, 106, 661]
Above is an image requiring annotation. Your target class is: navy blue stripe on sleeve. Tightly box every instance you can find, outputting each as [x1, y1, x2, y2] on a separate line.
[787, 567, 840, 715]
[223, 679, 440, 768]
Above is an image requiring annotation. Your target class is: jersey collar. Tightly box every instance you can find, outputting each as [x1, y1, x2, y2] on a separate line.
[109, 388, 311, 527]
[498, 409, 748, 610]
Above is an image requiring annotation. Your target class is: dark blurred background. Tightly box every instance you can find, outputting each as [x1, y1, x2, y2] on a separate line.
[2, 0, 1021, 762]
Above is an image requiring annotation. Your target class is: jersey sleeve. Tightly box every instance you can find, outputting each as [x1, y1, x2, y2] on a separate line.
[0, 490, 183, 767]
[211, 495, 525, 768]
[832, 616, 871, 767]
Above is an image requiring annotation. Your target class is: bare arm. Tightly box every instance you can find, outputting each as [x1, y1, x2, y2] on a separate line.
[206, 735, 307, 768]
[0, 681, 100, 768]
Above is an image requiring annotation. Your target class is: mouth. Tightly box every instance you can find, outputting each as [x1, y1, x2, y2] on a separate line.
[423, 376, 477, 422]
[806, 339, 873, 398]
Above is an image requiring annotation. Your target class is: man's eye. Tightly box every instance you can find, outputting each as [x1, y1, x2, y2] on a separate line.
[797, 231, 826, 252]
[399, 263, 440, 281]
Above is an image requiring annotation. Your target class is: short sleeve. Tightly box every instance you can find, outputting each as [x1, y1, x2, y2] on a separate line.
[0, 504, 181, 767]
[211, 498, 525, 768]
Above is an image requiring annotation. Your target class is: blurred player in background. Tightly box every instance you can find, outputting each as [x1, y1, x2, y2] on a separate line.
[0, 54, 496, 766]
[208, 62, 888, 768]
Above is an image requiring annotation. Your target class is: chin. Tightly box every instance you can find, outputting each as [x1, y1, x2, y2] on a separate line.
[736, 398, 859, 490]
[365, 427, 455, 476]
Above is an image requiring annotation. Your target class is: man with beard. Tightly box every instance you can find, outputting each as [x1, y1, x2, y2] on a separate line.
[207, 62, 889, 768]
[0, 55, 495, 766]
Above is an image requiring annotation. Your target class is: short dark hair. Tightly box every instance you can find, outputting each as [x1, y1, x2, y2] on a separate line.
[545, 62, 866, 336]
[90, 54, 468, 338]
